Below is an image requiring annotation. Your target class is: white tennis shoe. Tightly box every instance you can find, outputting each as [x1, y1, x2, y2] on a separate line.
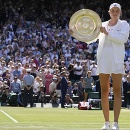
[112, 122, 119, 130]
[101, 122, 110, 130]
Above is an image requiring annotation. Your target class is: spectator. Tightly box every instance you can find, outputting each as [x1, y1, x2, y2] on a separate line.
[76, 77, 85, 102]
[73, 61, 83, 81]
[90, 61, 99, 84]
[65, 94, 73, 106]
[33, 76, 41, 97]
[44, 70, 53, 95]
[61, 71, 68, 108]
[84, 71, 94, 101]
[67, 81, 73, 98]
[49, 77, 57, 103]
[0, 0, 129, 107]
[73, 83, 79, 96]
[38, 85, 46, 104]
[1, 83, 10, 106]
[55, 74, 61, 97]
[13, 65, 21, 79]
[23, 69, 34, 107]
[10, 76, 21, 94]
[123, 75, 130, 107]
[95, 79, 101, 99]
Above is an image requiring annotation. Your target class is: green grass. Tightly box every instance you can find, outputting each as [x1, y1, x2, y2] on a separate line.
[0, 107, 130, 130]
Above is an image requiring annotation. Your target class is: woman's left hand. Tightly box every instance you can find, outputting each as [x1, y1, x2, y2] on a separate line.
[100, 27, 109, 35]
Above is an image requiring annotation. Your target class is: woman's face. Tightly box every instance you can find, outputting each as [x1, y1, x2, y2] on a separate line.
[109, 7, 121, 19]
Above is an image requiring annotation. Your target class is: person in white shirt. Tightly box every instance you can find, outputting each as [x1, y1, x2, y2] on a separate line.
[74, 62, 83, 81]
[33, 77, 40, 94]
[90, 61, 98, 84]
[85, 55, 93, 70]
[22, 55, 30, 66]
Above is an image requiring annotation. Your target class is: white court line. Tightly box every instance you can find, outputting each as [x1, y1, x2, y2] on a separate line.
[0, 110, 18, 123]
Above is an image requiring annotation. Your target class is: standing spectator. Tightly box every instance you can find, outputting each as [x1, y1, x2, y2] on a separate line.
[44, 70, 53, 95]
[23, 69, 34, 107]
[10, 76, 21, 94]
[49, 77, 57, 103]
[61, 71, 68, 108]
[123, 75, 130, 107]
[73, 61, 83, 81]
[55, 74, 61, 97]
[85, 55, 93, 70]
[68, 63, 74, 83]
[90, 61, 99, 84]
[95, 79, 101, 99]
[13, 65, 21, 79]
[84, 71, 94, 101]
[33, 76, 40, 96]
[76, 77, 85, 101]
[81, 61, 89, 78]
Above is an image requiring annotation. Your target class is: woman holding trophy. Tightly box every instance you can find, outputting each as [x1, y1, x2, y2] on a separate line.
[69, 3, 129, 130]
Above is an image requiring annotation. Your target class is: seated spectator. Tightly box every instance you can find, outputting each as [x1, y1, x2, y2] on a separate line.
[73, 83, 78, 96]
[1, 84, 10, 106]
[65, 94, 73, 106]
[17, 92, 24, 107]
[67, 81, 73, 98]
[38, 85, 46, 104]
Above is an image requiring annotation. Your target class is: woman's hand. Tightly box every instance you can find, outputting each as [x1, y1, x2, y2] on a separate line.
[100, 27, 109, 36]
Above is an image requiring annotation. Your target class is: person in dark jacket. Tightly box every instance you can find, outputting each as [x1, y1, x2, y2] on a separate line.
[60, 71, 68, 108]
[123, 76, 130, 107]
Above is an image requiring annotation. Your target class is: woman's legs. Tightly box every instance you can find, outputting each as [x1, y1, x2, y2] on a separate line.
[99, 73, 110, 122]
[111, 73, 122, 123]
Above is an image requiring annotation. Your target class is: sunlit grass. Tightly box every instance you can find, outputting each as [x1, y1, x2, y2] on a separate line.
[0, 107, 130, 130]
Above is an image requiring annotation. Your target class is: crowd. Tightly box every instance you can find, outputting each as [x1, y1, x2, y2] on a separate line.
[0, 0, 130, 108]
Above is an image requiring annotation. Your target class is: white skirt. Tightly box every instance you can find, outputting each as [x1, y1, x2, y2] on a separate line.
[97, 46, 124, 74]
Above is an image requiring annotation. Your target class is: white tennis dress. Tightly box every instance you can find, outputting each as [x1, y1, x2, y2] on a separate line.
[97, 25, 124, 74]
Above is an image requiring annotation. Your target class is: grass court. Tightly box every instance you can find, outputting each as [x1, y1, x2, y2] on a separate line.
[0, 106, 130, 130]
